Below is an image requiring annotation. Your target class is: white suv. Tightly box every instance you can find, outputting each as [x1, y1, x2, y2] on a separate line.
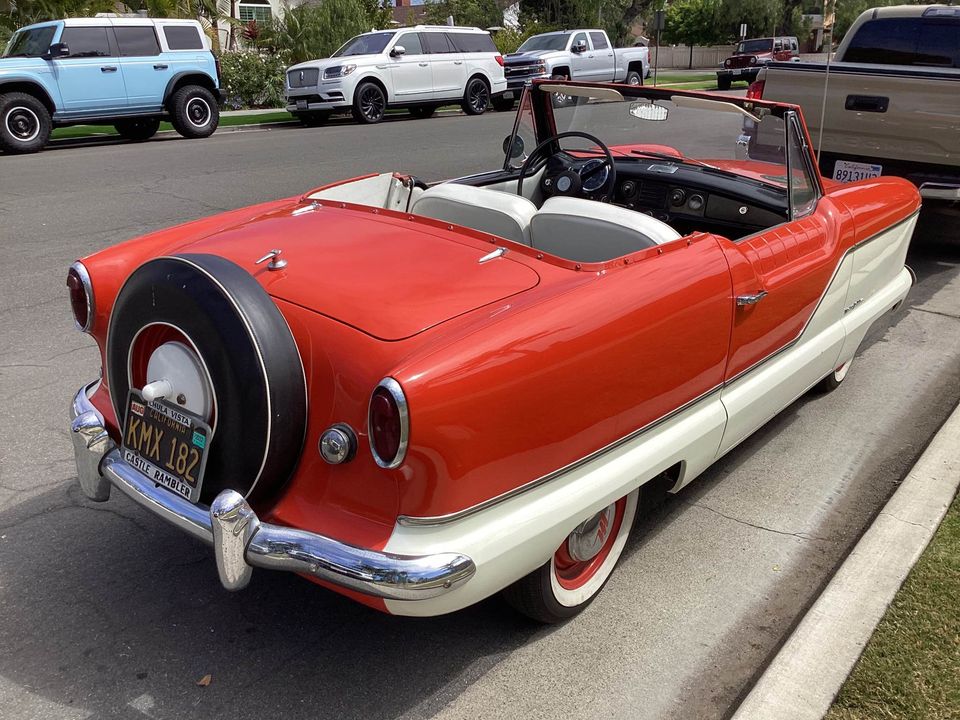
[285, 25, 508, 125]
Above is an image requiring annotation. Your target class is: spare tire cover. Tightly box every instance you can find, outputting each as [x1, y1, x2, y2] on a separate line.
[107, 254, 307, 505]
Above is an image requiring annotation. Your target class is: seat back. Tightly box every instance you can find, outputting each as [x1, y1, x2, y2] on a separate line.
[410, 183, 537, 246]
[530, 196, 682, 262]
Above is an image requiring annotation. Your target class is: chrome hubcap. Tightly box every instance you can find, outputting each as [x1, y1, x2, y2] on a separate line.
[566, 503, 616, 562]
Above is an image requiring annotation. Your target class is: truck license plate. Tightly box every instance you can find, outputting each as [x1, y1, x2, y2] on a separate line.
[833, 160, 882, 183]
[296, 99, 308, 111]
[121, 390, 211, 504]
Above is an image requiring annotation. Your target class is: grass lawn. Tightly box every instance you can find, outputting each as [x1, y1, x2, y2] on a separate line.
[655, 80, 719, 91]
[825, 491, 960, 720]
[50, 111, 295, 140]
[649, 72, 715, 84]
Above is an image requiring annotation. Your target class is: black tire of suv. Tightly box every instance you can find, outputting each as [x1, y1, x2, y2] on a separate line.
[352, 82, 387, 124]
[0, 92, 51, 154]
[625, 70, 642, 86]
[717, 74, 732, 91]
[491, 96, 515, 112]
[169, 85, 220, 139]
[115, 117, 161, 142]
[297, 111, 330, 127]
[409, 105, 437, 119]
[462, 77, 490, 115]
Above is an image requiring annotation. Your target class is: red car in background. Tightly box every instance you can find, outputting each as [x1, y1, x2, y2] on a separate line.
[717, 36, 799, 90]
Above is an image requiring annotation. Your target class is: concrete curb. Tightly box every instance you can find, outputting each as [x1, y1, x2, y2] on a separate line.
[731, 400, 960, 719]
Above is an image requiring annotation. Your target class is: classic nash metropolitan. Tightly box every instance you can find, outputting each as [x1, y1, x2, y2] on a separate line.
[68, 80, 919, 622]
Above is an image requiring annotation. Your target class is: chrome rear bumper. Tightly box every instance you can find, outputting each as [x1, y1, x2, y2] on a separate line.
[70, 383, 475, 599]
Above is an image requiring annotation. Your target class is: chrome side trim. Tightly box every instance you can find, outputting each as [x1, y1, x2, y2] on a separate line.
[398, 208, 921, 527]
[397, 384, 724, 527]
[70, 261, 95, 333]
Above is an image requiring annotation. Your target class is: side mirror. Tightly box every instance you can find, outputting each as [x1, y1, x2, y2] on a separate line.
[390, 45, 406, 57]
[502, 134, 524, 159]
[43, 42, 70, 60]
[572, 41, 587, 53]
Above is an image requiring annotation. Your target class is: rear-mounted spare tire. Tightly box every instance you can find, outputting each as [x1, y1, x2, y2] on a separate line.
[106, 254, 307, 506]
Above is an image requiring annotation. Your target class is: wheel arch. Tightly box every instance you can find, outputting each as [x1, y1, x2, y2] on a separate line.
[0, 80, 56, 116]
[465, 71, 491, 91]
[353, 74, 390, 104]
[626, 60, 645, 77]
[163, 72, 218, 108]
[551, 65, 571, 78]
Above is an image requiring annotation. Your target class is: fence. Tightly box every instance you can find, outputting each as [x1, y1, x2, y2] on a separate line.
[648, 45, 735, 69]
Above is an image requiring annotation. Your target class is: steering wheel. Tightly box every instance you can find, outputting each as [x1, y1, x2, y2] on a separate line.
[517, 131, 617, 202]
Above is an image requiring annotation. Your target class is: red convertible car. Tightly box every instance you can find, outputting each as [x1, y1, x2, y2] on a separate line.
[69, 80, 919, 622]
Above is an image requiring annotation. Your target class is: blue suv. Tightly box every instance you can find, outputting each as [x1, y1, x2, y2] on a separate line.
[1, 18, 223, 154]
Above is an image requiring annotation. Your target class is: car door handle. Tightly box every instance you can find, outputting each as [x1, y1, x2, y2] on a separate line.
[100, 66, 118, 73]
[736, 291, 768, 306]
[454, 60, 463, 65]
[845, 95, 888, 113]
[419, 62, 428, 66]
[153, 63, 168, 70]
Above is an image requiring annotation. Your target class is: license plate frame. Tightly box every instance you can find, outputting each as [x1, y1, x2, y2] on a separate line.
[833, 159, 883, 183]
[296, 99, 308, 111]
[120, 390, 212, 504]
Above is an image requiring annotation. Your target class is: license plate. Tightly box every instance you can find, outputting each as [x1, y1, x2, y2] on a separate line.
[503, 91, 513, 100]
[121, 390, 211, 504]
[833, 160, 882, 183]
[296, 99, 308, 111]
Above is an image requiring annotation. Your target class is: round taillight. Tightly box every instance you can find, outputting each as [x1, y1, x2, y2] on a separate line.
[368, 378, 408, 469]
[67, 262, 93, 332]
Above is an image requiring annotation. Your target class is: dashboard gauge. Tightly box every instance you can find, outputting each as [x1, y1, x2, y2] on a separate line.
[669, 188, 686, 206]
[579, 158, 609, 192]
[688, 194, 705, 211]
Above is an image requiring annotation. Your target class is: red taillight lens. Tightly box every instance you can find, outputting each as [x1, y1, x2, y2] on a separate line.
[746, 80, 765, 99]
[67, 263, 92, 332]
[369, 380, 408, 468]
[495, 54, 504, 66]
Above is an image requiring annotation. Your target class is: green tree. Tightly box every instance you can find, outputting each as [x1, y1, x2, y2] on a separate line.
[662, 0, 725, 45]
[256, 0, 371, 65]
[423, 0, 502, 28]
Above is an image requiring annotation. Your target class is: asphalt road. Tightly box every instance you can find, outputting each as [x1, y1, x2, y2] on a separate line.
[1, 110, 958, 720]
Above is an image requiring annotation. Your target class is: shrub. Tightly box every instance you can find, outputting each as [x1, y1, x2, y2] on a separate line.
[218, 51, 286, 109]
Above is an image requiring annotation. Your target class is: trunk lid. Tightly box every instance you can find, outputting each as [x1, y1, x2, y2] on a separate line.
[180, 203, 541, 341]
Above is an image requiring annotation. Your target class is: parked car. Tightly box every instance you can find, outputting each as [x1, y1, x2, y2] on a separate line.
[69, 79, 918, 623]
[716, 35, 798, 90]
[751, 4, 960, 201]
[0, 17, 222, 154]
[500, 29, 650, 109]
[284, 25, 507, 125]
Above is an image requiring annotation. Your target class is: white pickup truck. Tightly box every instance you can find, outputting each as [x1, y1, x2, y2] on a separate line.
[498, 29, 649, 110]
[752, 4, 960, 201]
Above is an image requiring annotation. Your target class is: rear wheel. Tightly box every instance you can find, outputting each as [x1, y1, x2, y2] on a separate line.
[409, 105, 437, 119]
[502, 488, 639, 623]
[352, 82, 387, 124]
[0, 92, 51, 154]
[717, 74, 732, 91]
[462, 77, 490, 115]
[169, 85, 219, 139]
[491, 95, 515, 112]
[625, 70, 642, 86]
[115, 117, 160, 141]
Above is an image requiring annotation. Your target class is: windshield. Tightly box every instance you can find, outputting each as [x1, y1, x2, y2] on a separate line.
[736, 39, 773, 54]
[507, 88, 791, 192]
[333, 31, 395, 57]
[517, 33, 570, 52]
[3, 26, 57, 58]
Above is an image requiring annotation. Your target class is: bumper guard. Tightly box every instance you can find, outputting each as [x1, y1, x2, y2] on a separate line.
[70, 383, 475, 599]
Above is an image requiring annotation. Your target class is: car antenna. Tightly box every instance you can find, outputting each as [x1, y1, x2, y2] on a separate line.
[816, 0, 836, 163]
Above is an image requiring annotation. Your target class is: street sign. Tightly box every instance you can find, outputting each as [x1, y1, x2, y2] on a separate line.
[740, 23, 747, 39]
[653, 10, 666, 31]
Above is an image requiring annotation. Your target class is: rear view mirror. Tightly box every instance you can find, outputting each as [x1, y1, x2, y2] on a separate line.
[44, 42, 69, 60]
[390, 45, 406, 57]
[503, 134, 524, 159]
